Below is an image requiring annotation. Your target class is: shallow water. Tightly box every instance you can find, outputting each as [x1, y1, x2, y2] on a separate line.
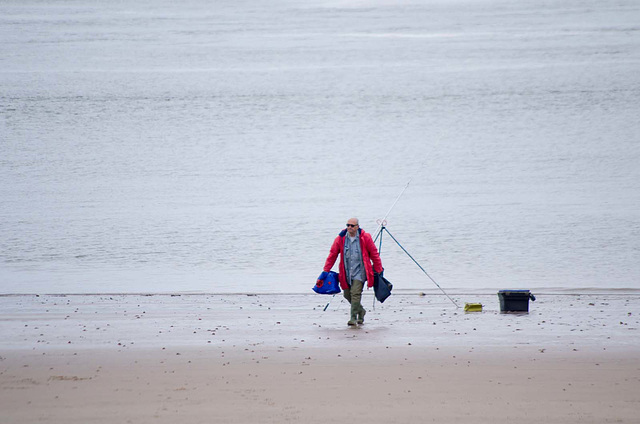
[1, 0, 639, 294]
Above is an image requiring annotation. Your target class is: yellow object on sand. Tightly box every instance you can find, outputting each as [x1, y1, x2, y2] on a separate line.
[464, 303, 483, 312]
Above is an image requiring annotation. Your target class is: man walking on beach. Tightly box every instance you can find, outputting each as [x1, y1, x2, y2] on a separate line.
[323, 218, 383, 326]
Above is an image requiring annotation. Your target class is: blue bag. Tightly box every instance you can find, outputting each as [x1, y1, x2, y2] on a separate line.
[313, 271, 341, 295]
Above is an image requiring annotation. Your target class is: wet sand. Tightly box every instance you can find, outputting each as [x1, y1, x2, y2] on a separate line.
[1, 293, 639, 423]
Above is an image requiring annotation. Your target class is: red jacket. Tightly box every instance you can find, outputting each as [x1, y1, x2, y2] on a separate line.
[323, 228, 383, 290]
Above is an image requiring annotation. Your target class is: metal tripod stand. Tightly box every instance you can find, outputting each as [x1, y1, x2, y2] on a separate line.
[373, 222, 460, 308]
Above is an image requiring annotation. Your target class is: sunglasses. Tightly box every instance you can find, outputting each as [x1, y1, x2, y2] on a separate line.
[346, 224, 358, 228]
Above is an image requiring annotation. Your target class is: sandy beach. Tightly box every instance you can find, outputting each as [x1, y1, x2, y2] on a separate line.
[1, 292, 639, 423]
[2, 1, 639, 422]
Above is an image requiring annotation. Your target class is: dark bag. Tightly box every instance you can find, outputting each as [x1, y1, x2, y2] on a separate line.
[313, 271, 341, 295]
[373, 271, 393, 303]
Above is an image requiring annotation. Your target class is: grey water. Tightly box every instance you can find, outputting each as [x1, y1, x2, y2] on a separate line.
[1, 0, 639, 294]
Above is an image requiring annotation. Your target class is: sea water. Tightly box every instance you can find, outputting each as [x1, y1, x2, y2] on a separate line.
[1, 0, 639, 294]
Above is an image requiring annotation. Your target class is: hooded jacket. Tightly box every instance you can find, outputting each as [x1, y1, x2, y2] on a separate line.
[323, 228, 383, 290]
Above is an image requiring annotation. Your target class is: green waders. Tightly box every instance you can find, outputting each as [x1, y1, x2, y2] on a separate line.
[343, 279, 366, 325]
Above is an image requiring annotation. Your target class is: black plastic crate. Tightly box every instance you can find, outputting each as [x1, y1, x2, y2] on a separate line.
[498, 290, 536, 312]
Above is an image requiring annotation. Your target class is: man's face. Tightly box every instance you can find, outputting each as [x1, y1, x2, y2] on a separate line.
[346, 219, 359, 236]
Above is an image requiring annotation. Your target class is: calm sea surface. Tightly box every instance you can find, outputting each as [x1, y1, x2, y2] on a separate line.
[1, 0, 639, 294]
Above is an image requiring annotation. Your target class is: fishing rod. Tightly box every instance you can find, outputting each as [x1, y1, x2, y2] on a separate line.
[372, 161, 425, 240]
[372, 161, 460, 308]
[372, 180, 411, 240]
[323, 294, 336, 311]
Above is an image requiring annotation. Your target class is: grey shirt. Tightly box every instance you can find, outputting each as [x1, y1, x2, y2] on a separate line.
[344, 234, 365, 283]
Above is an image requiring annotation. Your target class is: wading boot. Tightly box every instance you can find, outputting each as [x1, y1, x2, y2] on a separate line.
[357, 307, 366, 325]
[348, 303, 358, 326]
